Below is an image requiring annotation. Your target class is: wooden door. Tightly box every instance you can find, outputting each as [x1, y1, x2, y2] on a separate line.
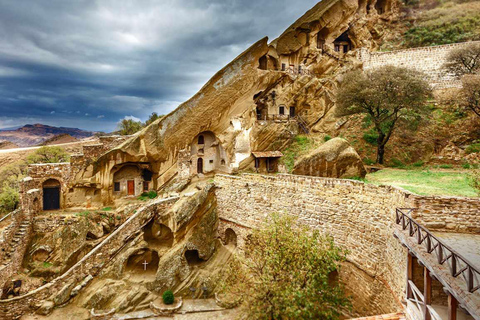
[43, 187, 60, 210]
[127, 180, 135, 195]
[197, 158, 203, 174]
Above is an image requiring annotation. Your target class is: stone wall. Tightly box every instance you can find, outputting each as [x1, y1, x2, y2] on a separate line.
[214, 173, 410, 315]
[358, 41, 480, 88]
[0, 197, 178, 319]
[411, 196, 480, 233]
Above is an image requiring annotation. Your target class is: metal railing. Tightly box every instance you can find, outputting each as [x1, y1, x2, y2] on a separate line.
[396, 208, 480, 294]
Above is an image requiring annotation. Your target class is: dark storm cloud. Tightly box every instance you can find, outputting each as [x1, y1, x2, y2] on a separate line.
[0, 0, 319, 131]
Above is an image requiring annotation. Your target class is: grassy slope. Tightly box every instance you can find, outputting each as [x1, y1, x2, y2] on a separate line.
[365, 168, 477, 197]
[381, 0, 480, 49]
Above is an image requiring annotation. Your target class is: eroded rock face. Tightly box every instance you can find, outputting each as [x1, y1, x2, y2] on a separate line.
[292, 137, 366, 178]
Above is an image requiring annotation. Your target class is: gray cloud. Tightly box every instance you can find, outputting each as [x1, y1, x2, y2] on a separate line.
[0, 0, 319, 131]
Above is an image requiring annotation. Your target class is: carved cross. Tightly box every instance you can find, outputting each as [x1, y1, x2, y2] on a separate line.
[142, 260, 148, 270]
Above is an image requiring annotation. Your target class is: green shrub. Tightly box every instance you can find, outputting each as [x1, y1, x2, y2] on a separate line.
[363, 131, 378, 146]
[466, 143, 480, 154]
[412, 160, 425, 167]
[462, 162, 471, 169]
[439, 164, 453, 169]
[162, 290, 175, 305]
[390, 158, 406, 168]
[324, 135, 332, 142]
[139, 191, 157, 201]
[363, 158, 375, 165]
[75, 211, 90, 217]
[469, 170, 480, 195]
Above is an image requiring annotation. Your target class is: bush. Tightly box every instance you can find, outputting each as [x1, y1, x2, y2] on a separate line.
[469, 170, 480, 195]
[162, 290, 175, 305]
[363, 157, 375, 165]
[390, 158, 406, 168]
[462, 163, 471, 169]
[324, 135, 332, 142]
[363, 131, 379, 146]
[412, 160, 425, 167]
[466, 143, 480, 154]
[26, 146, 70, 164]
[0, 184, 19, 214]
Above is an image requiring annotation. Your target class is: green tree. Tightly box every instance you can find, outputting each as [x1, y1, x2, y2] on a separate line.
[0, 183, 19, 214]
[145, 112, 163, 126]
[26, 146, 70, 164]
[117, 118, 143, 135]
[220, 213, 350, 320]
[336, 66, 431, 164]
[444, 43, 480, 76]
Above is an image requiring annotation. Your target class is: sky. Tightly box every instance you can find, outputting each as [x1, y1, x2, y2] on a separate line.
[0, 0, 320, 132]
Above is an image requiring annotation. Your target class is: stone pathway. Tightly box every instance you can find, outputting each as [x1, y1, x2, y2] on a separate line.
[434, 232, 480, 268]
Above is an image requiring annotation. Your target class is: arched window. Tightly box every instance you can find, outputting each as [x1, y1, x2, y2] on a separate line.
[198, 135, 205, 145]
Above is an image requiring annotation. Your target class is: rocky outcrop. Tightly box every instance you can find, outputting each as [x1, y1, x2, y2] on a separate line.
[292, 137, 366, 178]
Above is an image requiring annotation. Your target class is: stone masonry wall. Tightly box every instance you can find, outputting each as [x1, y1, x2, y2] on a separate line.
[214, 173, 411, 315]
[358, 41, 480, 88]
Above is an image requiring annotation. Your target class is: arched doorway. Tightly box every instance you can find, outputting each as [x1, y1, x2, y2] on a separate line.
[197, 158, 203, 174]
[42, 179, 60, 210]
[224, 228, 237, 247]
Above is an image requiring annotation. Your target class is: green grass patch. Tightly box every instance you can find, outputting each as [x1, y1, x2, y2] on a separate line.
[101, 207, 113, 211]
[42, 262, 52, 268]
[365, 168, 477, 197]
[138, 190, 158, 201]
[75, 211, 91, 217]
[280, 135, 316, 173]
[465, 143, 480, 154]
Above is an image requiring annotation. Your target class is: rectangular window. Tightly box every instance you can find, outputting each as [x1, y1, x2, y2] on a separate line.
[143, 181, 149, 191]
[279, 106, 285, 115]
[114, 182, 120, 192]
[334, 45, 340, 52]
[343, 45, 349, 53]
[281, 63, 286, 71]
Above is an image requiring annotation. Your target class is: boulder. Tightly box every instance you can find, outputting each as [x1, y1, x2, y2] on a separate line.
[292, 138, 366, 179]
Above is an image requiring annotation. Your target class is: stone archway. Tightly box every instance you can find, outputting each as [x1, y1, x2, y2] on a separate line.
[224, 228, 237, 247]
[42, 179, 60, 211]
[125, 249, 160, 281]
[184, 250, 205, 266]
[143, 219, 173, 247]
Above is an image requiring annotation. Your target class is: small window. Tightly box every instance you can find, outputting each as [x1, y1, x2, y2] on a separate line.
[221, 159, 226, 166]
[209, 159, 214, 164]
[334, 45, 340, 52]
[114, 182, 120, 192]
[143, 181, 149, 191]
[281, 63, 286, 71]
[279, 106, 285, 115]
[343, 45, 349, 53]
[69, 188, 74, 193]
[198, 135, 205, 145]
[298, 65, 302, 73]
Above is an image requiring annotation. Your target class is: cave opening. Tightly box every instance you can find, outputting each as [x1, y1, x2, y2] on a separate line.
[143, 219, 173, 247]
[125, 249, 160, 276]
[184, 249, 205, 266]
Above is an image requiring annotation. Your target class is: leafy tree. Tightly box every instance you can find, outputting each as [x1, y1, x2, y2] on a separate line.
[117, 118, 143, 135]
[0, 183, 19, 214]
[469, 169, 480, 196]
[26, 146, 70, 164]
[219, 213, 350, 320]
[336, 66, 431, 164]
[444, 43, 480, 76]
[145, 112, 163, 126]
[460, 74, 480, 118]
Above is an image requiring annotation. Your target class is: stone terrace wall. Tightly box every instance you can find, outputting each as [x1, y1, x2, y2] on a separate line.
[0, 197, 178, 319]
[214, 173, 411, 315]
[358, 41, 480, 88]
[411, 195, 480, 233]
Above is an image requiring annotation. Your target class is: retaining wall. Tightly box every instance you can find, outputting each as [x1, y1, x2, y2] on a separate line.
[358, 41, 480, 88]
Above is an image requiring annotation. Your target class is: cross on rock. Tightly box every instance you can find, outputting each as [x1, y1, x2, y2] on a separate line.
[142, 260, 148, 270]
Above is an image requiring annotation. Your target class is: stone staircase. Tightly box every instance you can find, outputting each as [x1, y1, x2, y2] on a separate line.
[1, 220, 30, 267]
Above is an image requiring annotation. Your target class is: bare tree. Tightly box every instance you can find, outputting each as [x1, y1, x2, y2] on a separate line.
[336, 66, 431, 164]
[461, 74, 480, 118]
[444, 43, 480, 76]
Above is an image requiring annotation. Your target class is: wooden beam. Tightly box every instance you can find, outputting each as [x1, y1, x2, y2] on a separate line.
[424, 267, 432, 320]
[448, 293, 457, 320]
[407, 252, 414, 299]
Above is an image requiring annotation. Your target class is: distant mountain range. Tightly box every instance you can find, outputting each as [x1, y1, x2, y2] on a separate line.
[0, 124, 95, 147]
